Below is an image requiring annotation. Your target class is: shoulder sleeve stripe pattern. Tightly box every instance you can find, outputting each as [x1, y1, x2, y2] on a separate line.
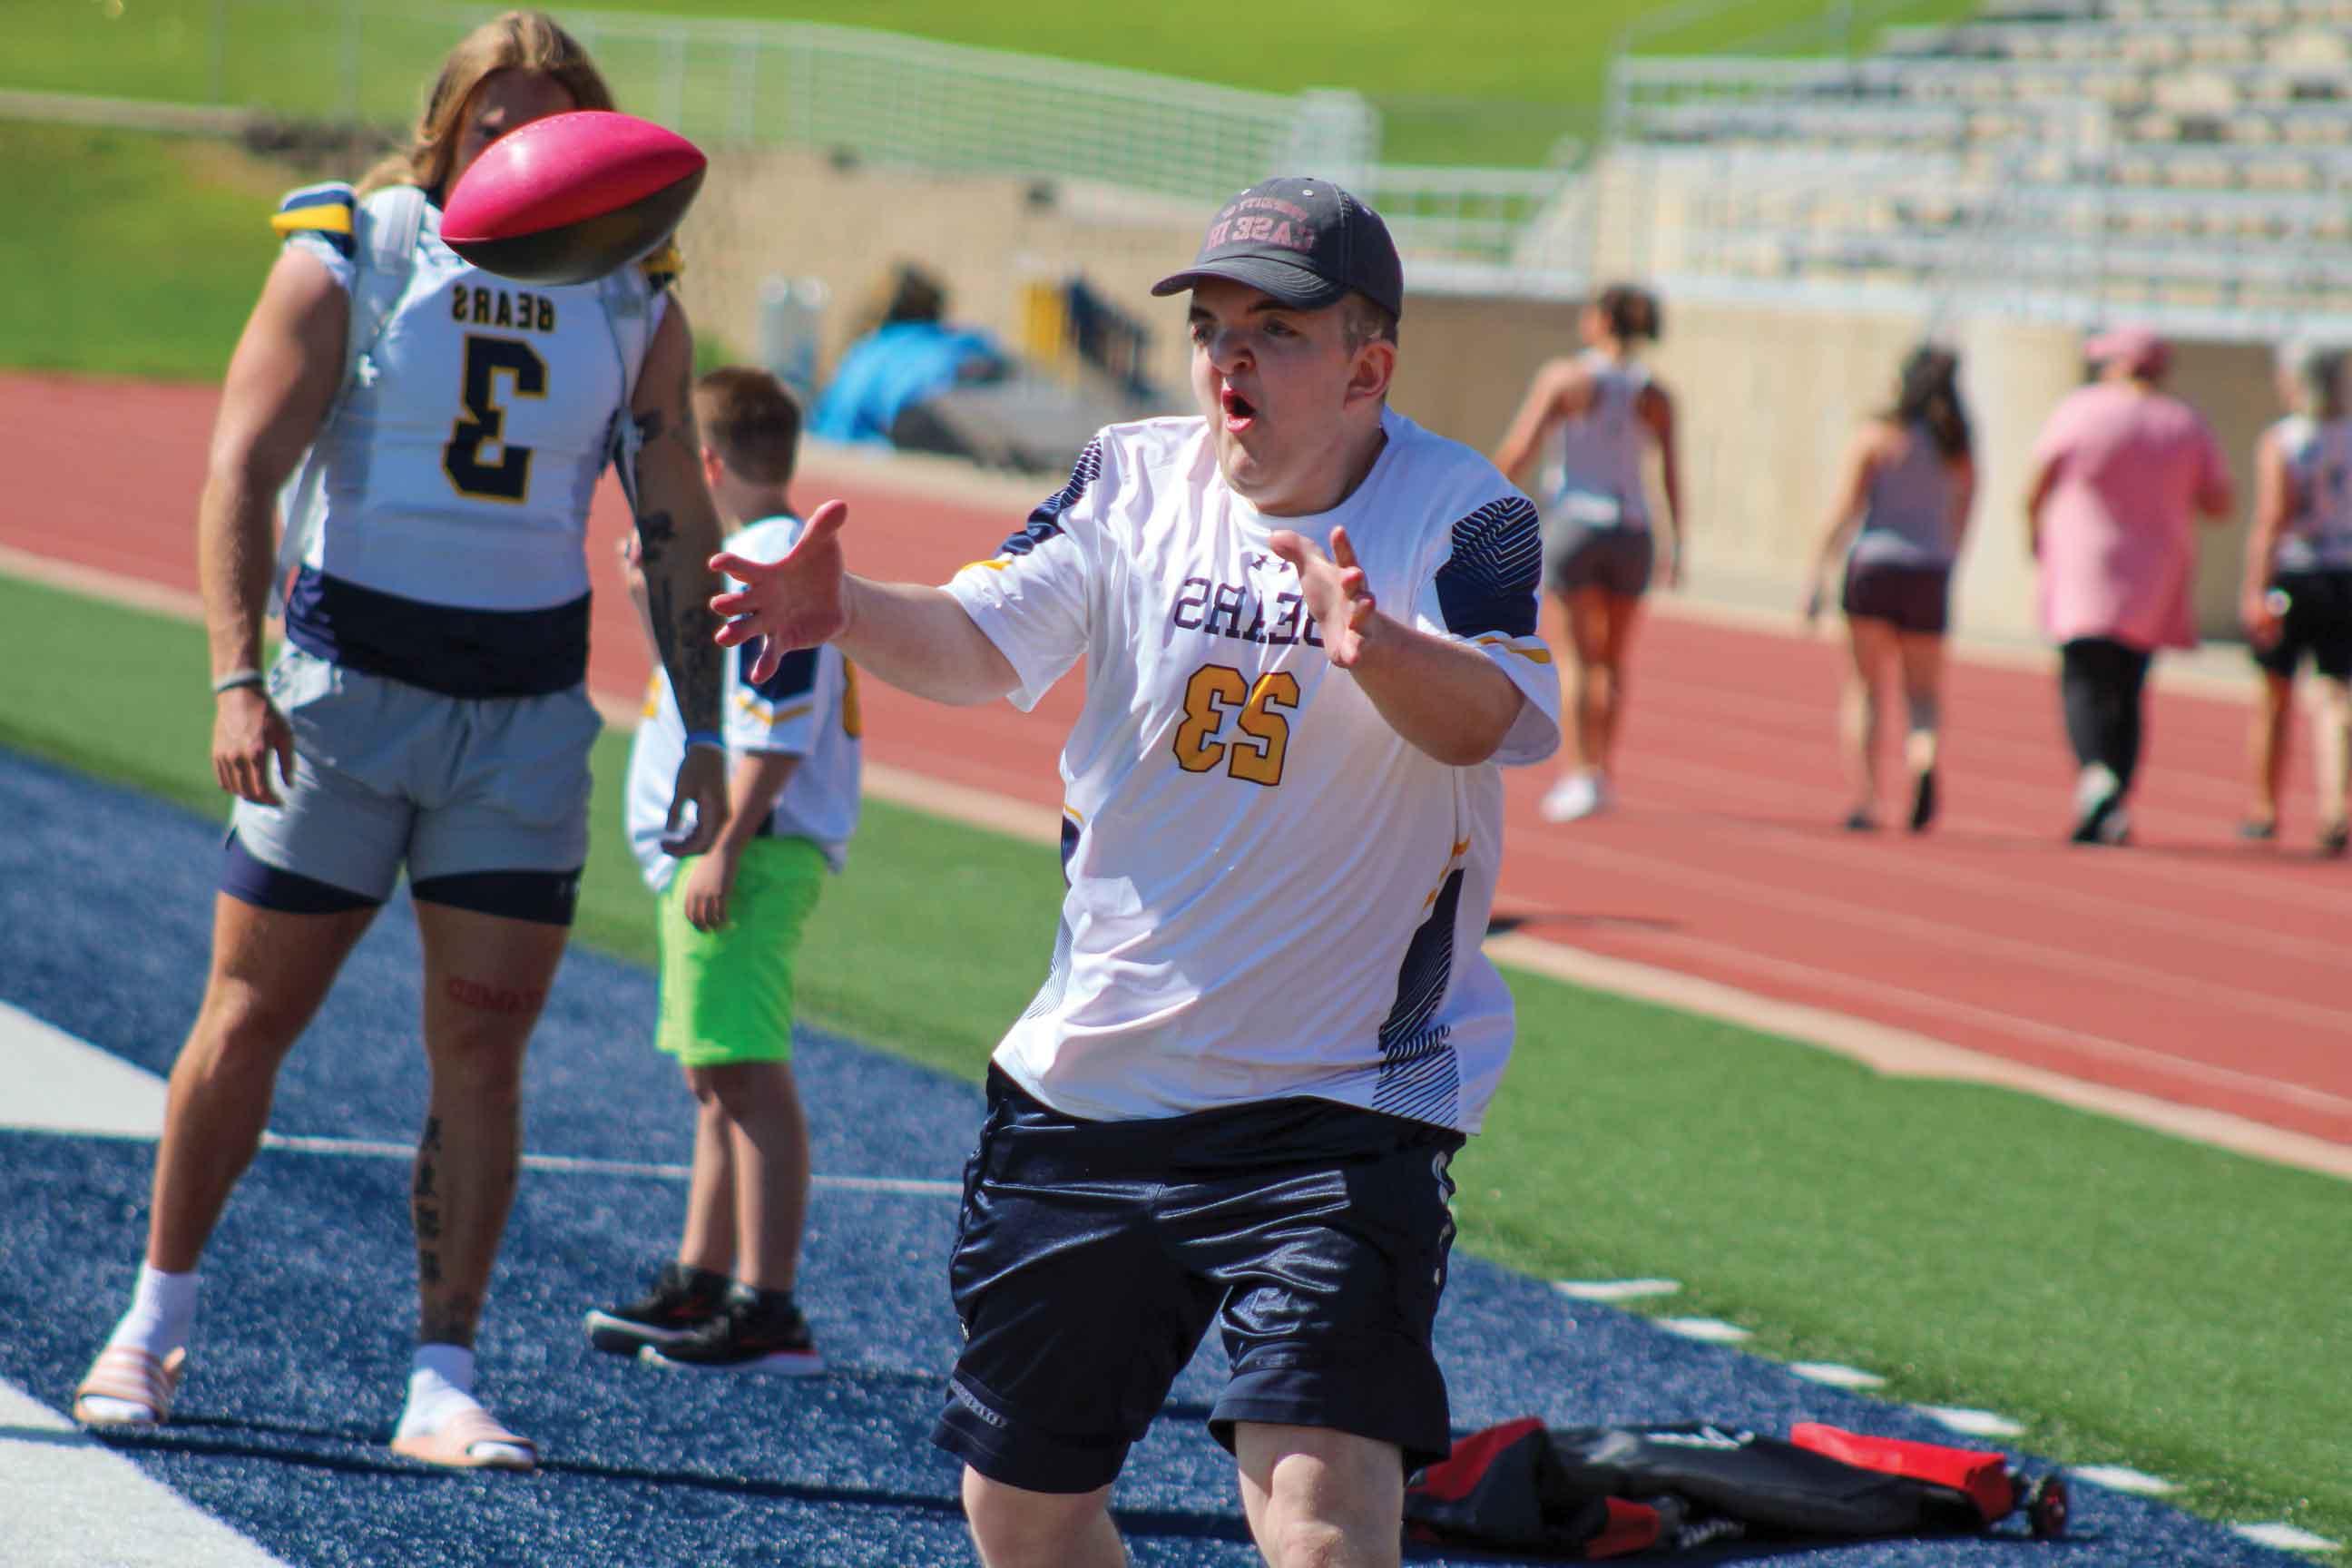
[996, 436, 1105, 557]
[1433, 495, 1542, 638]
[638, 242, 683, 289]
[272, 181, 358, 256]
[739, 641, 819, 704]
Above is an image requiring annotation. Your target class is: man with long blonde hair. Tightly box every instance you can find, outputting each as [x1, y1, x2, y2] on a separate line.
[73, 11, 732, 1472]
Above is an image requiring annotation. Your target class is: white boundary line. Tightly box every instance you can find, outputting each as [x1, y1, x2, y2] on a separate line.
[2234, 1523, 2345, 1553]
[2073, 1465, 2180, 1495]
[1916, 1406, 2027, 1438]
[1656, 1317, 1752, 1343]
[0, 1379, 289, 1568]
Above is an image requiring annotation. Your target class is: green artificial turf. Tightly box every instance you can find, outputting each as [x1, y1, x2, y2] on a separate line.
[0, 123, 289, 379]
[0, 566, 2343, 1553]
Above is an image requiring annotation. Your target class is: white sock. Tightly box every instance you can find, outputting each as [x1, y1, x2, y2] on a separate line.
[396, 1345, 531, 1465]
[79, 1265, 197, 1423]
[397, 1342, 476, 1432]
[107, 1264, 197, 1357]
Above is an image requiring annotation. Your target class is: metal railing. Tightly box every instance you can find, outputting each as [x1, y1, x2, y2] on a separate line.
[86, 0, 1379, 211]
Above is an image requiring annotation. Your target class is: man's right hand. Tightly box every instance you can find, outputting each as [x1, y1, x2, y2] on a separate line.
[214, 686, 295, 806]
[711, 499, 851, 684]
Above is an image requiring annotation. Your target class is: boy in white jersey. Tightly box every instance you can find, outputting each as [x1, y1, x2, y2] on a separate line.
[586, 369, 859, 1371]
[709, 178, 1560, 1568]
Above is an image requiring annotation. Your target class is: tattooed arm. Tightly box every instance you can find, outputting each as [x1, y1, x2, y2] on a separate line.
[628, 303, 730, 858]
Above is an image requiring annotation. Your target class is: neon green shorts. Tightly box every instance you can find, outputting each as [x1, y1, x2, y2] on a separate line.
[655, 835, 826, 1067]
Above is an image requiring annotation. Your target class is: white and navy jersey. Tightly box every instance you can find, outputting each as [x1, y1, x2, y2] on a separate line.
[626, 515, 864, 893]
[2271, 414, 2352, 573]
[274, 181, 667, 698]
[943, 408, 1561, 1132]
[1544, 349, 1654, 532]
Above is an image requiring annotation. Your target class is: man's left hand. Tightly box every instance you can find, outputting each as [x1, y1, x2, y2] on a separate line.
[1268, 524, 1380, 667]
[663, 745, 730, 858]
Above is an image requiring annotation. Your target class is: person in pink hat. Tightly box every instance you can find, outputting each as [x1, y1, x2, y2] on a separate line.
[2024, 325, 2235, 844]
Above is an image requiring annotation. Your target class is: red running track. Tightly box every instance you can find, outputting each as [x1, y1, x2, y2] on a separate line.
[6, 372, 2347, 1149]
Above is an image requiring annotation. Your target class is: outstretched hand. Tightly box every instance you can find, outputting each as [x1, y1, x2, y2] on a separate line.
[1268, 524, 1380, 667]
[711, 499, 851, 684]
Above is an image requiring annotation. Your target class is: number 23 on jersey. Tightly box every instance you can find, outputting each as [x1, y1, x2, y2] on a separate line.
[1171, 663, 1299, 787]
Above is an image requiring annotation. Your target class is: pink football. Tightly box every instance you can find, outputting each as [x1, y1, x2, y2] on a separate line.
[442, 110, 706, 287]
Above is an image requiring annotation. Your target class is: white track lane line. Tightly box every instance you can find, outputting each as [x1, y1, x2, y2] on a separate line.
[0, 1379, 290, 1568]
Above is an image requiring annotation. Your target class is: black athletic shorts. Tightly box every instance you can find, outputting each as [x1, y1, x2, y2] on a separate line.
[1544, 521, 1654, 599]
[2252, 569, 2352, 681]
[1841, 560, 1951, 637]
[934, 1067, 1465, 1494]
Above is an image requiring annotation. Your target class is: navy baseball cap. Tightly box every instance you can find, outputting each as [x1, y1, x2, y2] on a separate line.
[1151, 176, 1404, 321]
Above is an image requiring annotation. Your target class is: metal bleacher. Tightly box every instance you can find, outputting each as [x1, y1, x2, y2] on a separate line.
[1594, 0, 2352, 328]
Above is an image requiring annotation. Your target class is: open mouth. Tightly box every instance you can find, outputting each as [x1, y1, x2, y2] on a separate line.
[1220, 385, 1258, 430]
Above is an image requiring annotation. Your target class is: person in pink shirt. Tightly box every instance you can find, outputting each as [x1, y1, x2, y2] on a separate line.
[2025, 326, 2235, 844]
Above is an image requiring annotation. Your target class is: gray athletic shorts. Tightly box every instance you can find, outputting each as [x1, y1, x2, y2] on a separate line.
[1544, 519, 1655, 599]
[228, 647, 601, 907]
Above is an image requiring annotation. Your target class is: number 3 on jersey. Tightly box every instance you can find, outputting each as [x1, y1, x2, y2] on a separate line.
[444, 335, 546, 502]
[1172, 663, 1299, 787]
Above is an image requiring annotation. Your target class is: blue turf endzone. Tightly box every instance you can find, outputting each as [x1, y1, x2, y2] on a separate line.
[0, 746, 2310, 1566]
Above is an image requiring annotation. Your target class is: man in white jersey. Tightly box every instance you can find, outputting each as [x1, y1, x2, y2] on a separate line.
[72, 18, 731, 1471]
[712, 176, 1559, 1568]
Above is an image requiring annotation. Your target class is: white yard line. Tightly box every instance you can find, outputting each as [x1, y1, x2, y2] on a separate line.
[0, 1006, 956, 1195]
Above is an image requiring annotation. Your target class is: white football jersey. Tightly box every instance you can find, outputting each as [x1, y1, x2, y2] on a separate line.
[945, 407, 1560, 1132]
[627, 515, 864, 893]
[279, 182, 665, 696]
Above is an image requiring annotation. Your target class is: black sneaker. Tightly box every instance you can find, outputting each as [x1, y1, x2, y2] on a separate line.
[640, 1287, 822, 1376]
[584, 1262, 730, 1356]
[1908, 768, 1938, 834]
[2320, 820, 2350, 858]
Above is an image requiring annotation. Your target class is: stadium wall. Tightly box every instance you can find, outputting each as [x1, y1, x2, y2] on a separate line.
[680, 148, 1204, 409]
[684, 151, 2268, 646]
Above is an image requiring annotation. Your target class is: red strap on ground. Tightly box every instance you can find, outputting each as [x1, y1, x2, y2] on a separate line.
[1407, 1416, 1545, 1504]
[1790, 1422, 2016, 1523]
[1586, 1496, 1663, 1559]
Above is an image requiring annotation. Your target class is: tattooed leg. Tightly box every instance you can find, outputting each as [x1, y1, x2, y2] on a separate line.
[412, 900, 565, 1348]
